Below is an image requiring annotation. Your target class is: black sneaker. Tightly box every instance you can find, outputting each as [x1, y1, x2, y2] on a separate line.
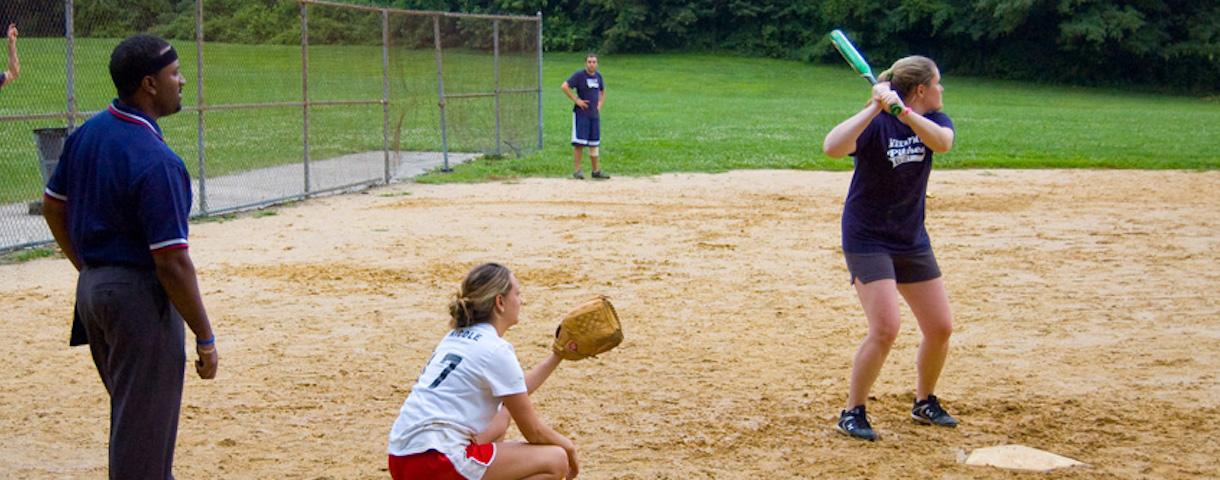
[837, 405, 879, 441]
[591, 170, 610, 179]
[912, 395, 958, 427]
[572, 170, 584, 179]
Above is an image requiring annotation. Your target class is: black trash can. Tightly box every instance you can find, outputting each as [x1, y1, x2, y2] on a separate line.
[34, 127, 69, 185]
[29, 127, 69, 215]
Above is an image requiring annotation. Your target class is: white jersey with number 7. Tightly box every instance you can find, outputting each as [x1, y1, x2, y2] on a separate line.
[388, 322, 527, 456]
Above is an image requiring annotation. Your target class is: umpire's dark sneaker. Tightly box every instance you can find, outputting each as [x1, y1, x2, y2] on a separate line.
[837, 405, 879, 441]
[912, 395, 958, 427]
[591, 170, 610, 179]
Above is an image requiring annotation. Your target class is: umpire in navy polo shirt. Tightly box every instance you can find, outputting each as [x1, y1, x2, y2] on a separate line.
[43, 34, 218, 479]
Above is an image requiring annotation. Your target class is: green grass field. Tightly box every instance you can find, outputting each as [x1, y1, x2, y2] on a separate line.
[2, 42, 1218, 203]
[437, 52, 1220, 183]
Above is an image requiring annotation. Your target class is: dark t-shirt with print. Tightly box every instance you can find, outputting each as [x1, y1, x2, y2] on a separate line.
[841, 110, 954, 254]
[566, 69, 603, 119]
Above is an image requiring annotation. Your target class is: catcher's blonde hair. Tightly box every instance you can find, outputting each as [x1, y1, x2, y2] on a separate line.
[878, 55, 938, 101]
[449, 263, 513, 330]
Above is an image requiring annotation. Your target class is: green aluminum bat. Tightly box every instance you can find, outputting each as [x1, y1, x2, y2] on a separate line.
[830, 29, 904, 116]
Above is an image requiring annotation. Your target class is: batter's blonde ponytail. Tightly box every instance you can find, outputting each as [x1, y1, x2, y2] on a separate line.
[881, 56, 938, 101]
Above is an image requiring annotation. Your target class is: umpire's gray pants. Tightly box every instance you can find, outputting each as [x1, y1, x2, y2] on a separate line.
[77, 265, 185, 480]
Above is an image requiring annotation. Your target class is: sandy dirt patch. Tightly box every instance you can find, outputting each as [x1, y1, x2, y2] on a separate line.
[2, 169, 1218, 479]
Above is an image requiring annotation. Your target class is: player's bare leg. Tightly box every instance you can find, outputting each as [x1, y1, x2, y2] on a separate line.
[573, 146, 584, 178]
[838, 278, 901, 440]
[898, 277, 952, 402]
[846, 278, 902, 409]
[899, 276, 957, 427]
[484, 443, 569, 480]
[589, 146, 608, 178]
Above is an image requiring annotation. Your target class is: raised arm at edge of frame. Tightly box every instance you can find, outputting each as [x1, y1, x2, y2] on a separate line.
[4, 23, 17, 82]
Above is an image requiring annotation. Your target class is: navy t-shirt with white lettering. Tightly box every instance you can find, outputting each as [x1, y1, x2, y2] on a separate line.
[566, 69, 603, 119]
[841, 110, 954, 254]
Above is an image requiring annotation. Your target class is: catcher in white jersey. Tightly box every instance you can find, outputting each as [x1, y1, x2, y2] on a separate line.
[388, 263, 578, 480]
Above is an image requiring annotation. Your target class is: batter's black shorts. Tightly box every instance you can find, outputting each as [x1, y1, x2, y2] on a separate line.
[845, 250, 942, 285]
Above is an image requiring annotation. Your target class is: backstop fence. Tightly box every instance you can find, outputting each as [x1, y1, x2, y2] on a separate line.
[0, 0, 543, 253]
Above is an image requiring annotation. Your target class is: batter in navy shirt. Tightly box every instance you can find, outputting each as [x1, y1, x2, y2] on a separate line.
[841, 110, 954, 254]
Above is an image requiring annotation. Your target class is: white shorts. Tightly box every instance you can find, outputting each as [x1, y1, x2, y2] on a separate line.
[445, 443, 496, 480]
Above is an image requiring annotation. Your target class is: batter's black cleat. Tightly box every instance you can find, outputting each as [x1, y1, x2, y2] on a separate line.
[591, 170, 610, 179]
[837, 405, 879, 441]
[572, 170, 584, 179]
[912, 395, 958, 427]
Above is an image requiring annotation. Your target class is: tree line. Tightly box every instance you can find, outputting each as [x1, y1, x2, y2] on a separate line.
[4, 0, 1216, 94]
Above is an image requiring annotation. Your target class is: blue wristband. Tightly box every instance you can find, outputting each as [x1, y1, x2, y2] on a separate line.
[196, 337, 215, 346]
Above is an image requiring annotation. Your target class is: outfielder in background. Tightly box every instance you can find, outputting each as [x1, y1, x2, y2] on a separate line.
[387, 263, 579, 480]
[42, 35, 218, 477]
[560, 53, 608, 180]
[0, 23, 19, 94]
[822, 55, 958, 441]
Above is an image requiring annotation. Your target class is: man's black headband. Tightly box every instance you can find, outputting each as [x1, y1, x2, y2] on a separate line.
[146, 46, 178, 77]
[114, 45, 177, 90]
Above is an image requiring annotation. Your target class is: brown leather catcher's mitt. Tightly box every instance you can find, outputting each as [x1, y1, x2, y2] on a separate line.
[552, 295, 623, 360]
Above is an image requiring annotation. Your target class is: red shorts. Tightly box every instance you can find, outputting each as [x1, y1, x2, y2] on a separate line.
[389, 444, 496, 480]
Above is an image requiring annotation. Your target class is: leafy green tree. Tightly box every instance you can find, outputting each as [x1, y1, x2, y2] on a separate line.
[0, 0, 67, 36]
[75, 0, 175, 37]
[21, 0, 1216, 93]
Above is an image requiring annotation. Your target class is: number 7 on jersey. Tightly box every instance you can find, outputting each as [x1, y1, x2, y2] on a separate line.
[428, 353, 464, 388]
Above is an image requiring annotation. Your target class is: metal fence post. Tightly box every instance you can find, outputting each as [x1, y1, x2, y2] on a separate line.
[493, 19, 501, 156]
[196, 0, 208, 215]
[536, 11, 544, 151]
[434, 15, 451, 172]
[382, 9, 391, 183]
[65, 0, 76, 131]
[301, 1, 311, 194]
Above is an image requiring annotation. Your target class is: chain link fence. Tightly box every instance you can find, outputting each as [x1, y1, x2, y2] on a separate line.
[0, 0, 542, 253]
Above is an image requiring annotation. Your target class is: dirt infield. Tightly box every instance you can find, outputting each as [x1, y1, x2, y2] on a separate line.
[3, 169, 1218, 479]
